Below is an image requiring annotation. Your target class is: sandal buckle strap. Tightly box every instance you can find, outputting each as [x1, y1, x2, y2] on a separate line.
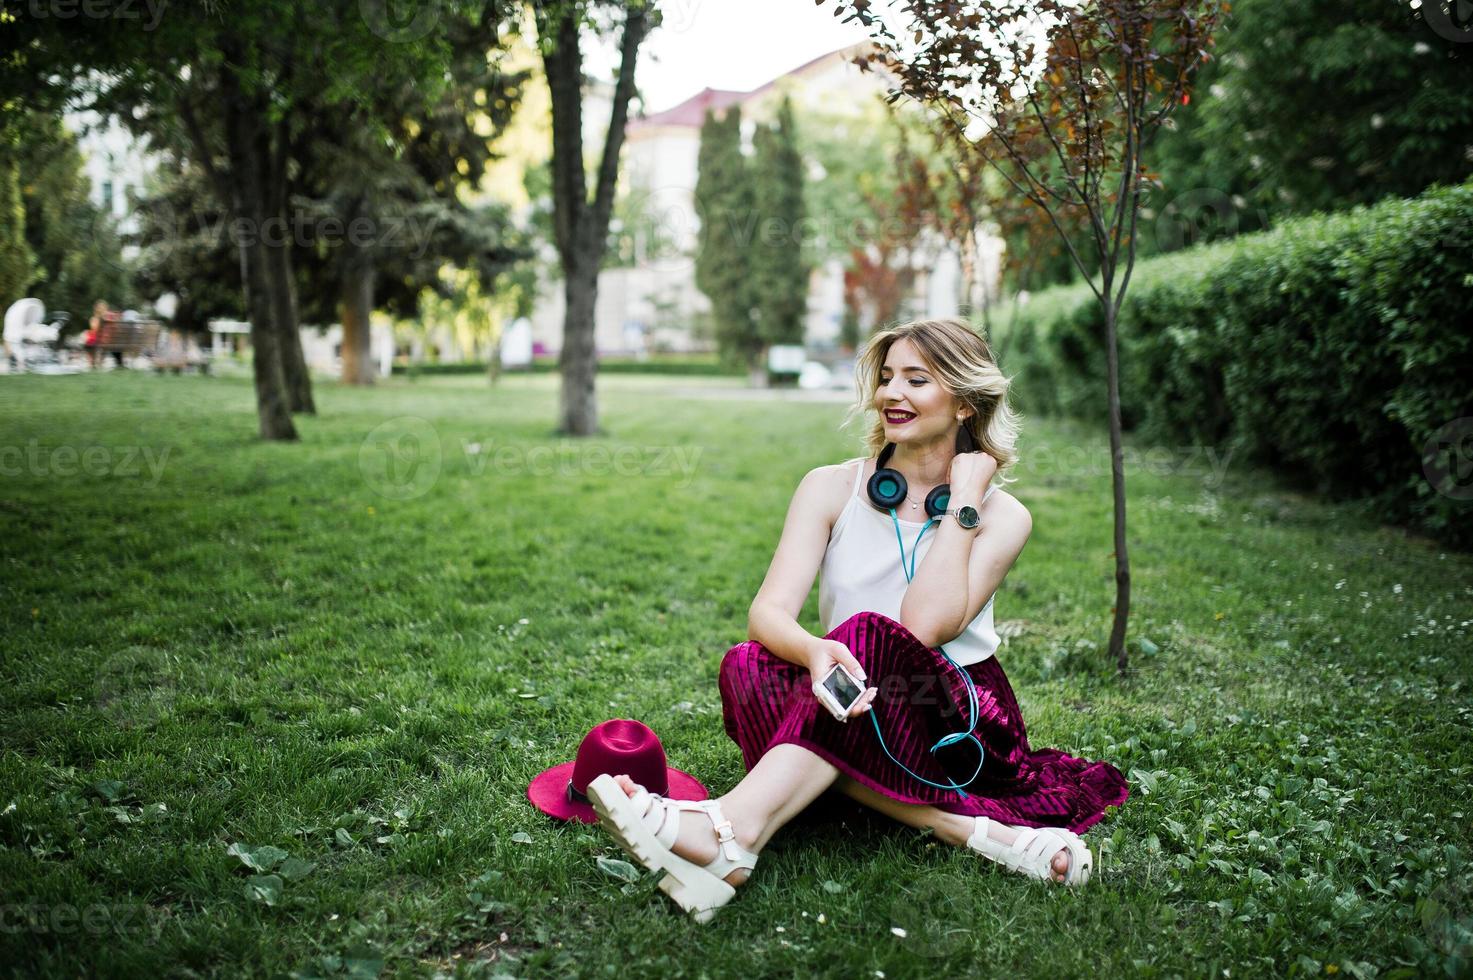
[699, 801, 753, 866]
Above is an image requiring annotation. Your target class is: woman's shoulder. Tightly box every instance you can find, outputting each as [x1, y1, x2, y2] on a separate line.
[795, 457, 869, 526]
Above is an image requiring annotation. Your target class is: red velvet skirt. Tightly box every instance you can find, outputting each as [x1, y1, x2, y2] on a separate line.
[718, 611, 1129, 835]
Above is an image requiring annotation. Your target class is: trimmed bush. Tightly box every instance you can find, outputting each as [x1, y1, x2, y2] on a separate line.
[997, 178, 1473, 550]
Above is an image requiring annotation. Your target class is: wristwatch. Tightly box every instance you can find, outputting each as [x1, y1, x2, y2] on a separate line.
[945, 505, 981, 530]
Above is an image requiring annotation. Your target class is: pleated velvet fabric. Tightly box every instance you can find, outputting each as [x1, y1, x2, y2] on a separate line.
[719, 610, 1129, 835]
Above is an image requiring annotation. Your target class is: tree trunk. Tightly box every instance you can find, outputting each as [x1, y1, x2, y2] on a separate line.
[1103, 297, 1132, 673]
[960, 232, 980, 320]
[539, 1, 648, 438]
[270, 239, 315, 413]
[221, 64, 297, 442]
[487, 332, 502, 386]
[746, 349, 767, 388]
[340, 246, 376, 385]
[558, 260, 601, 435]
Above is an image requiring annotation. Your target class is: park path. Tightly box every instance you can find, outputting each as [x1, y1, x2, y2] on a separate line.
[663, 384, 857, 403]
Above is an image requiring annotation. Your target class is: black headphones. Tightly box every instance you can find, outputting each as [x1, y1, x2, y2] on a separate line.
[866, 426, 979, 519]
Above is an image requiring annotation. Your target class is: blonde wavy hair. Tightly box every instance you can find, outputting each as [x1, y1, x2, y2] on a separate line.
[841, 317, 1023, 487]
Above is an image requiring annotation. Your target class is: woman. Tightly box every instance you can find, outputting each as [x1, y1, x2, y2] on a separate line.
[587, 318, 1129, 923]
[83, 297, 106, 371]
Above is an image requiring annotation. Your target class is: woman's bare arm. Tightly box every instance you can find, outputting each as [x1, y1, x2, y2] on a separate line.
[900, 491, 1032, 648]
[745, 465, 846, 669]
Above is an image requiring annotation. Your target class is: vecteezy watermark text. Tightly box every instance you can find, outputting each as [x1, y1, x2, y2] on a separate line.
[459, 440, 704, 484]
[358, 416, 705, 500]
[24, 0, 166, 31]
[0, 441, 171, 487]
[1019, 443, 1236, 489]
[0, 901, 165, 941]
[95, 202, 447, 274]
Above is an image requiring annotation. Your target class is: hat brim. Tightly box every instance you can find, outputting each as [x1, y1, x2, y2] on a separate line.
[527, 760, 709, 824]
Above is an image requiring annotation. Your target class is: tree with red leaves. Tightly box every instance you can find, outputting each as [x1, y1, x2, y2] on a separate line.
[824, 0, 1226, 672]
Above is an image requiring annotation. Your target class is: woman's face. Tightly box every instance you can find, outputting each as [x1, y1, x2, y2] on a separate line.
[874, 337, 967, 448]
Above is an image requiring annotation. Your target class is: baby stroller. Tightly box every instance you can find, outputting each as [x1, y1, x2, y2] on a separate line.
[3, 299, 67, 373]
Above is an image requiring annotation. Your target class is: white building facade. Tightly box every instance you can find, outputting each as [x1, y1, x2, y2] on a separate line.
[527, 43, 1005, 359]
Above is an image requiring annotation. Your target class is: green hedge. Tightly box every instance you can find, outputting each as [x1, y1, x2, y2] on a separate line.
[392, 354, 743, 377]
[997, 178, 1473, 550]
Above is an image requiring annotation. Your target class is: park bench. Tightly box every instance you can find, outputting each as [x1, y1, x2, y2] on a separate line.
[95, 319, 161, 367]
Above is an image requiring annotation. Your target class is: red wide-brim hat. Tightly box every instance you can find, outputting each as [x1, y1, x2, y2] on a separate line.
[527, 718, 709, 824]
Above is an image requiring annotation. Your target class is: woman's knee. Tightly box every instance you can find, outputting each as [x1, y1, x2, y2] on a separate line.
[719, 642, 797, 709]
[720, 640, 764, 682]
[837, 610, 904, 636]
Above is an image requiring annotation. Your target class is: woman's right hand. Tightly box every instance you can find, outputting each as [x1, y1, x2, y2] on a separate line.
[806, 639, 878, 721]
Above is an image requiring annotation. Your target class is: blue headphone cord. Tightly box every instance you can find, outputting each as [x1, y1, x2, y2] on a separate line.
[862, 509, 985, 799]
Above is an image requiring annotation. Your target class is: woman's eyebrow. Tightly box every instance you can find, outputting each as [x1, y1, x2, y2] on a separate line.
[880, 366, 930, 374]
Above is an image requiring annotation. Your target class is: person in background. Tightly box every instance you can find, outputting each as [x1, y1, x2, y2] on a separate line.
[89, 300, 124, 368]
[84, 300, 105, 370]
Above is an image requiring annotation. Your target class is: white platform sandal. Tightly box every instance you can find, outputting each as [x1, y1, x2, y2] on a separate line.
[966, 815, 1093, 887]
[586, 773, 759, 924]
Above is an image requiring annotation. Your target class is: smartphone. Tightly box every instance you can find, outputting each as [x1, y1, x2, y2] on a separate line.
[814, 662, 867, 722]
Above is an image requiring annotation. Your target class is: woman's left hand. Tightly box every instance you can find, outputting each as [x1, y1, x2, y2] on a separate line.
[949, 450, 998, 495]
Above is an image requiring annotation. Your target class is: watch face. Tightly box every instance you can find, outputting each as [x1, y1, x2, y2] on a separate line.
[957, 505, 980, 529]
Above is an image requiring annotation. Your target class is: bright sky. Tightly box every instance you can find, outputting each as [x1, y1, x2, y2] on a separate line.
[622, 0, 880, 112]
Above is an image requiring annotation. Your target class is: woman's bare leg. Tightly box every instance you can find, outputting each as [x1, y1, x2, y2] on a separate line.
[608, 747, 1072, 887]
[831, 774, 1072, 882]
[609, 742, 841, 887]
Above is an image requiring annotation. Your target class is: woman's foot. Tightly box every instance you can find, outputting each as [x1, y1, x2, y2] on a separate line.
[989, 821, 1072, 882]
[609, 774, 758, 886]
[944, 813, 1073, 882]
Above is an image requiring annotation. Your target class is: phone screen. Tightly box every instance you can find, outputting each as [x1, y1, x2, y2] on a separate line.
[822, 665, 864, 711]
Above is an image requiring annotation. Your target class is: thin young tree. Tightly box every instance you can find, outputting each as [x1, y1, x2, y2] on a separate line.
[828, 0, 1226, 672]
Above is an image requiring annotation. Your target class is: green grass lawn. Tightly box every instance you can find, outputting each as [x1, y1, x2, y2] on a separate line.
[1, 370, 1470, 979]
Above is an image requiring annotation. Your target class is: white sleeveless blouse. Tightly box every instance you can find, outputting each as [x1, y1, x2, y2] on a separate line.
[818, 457, 1002, 666]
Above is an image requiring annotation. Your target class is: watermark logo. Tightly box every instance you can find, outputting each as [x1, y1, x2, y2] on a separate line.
[94, 646, 179, 729]
[1420, 0, 1473, 43]
[1421, 417, 1473, 501]
[886, 875, 969, 959]
[359, 0, 442, 42]
[358, 873, 435, 930]
[1153, 188, 1238, 252]
[1423, 874, 1473, 971]
[359, 417, 443, 501]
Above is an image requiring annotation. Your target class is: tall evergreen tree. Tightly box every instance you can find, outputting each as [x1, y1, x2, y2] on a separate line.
[751, 97, 809, 351]
[693, 106, 761, 381]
